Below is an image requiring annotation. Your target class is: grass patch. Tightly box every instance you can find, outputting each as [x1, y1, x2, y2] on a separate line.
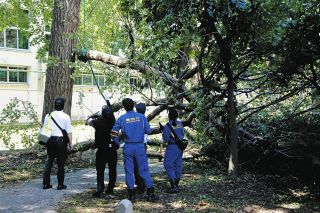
[57, 160, 319, 213]
[0, 149, 94, 188]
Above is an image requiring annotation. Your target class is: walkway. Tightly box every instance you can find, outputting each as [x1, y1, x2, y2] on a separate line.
[0, 162, 164, 213]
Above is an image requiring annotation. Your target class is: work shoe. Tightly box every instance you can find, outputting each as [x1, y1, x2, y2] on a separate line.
[128, 189, 136, 202]
[174, 178, 180, 187]
[174, 178, 181, 193]
[168, 179, 179, 194]
[105, 188, 114, 195]
[135, 186, 145, 194]
[57, 184, 67, 190]
[92, 191, 104, 198]
[43, 184, 52, 189]
[147, 187, 158, 202]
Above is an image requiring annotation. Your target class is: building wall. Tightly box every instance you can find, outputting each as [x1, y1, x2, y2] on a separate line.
[0, 48, 148, 123]
[0, 43, 112, 122]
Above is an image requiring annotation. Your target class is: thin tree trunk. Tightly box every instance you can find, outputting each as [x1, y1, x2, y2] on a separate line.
[225, 64, 239, 175]
[42, 0, 81, 119]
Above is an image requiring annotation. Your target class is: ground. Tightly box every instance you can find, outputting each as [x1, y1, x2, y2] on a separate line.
[0, 149, 93, 188]
[0, 149, 319, 212]
[56, 160, 319, 213]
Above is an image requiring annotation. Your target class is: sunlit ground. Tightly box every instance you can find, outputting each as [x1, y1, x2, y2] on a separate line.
[57, 161, 319, 213]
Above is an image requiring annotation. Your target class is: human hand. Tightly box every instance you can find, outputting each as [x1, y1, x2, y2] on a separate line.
[67, 144, 72, 153]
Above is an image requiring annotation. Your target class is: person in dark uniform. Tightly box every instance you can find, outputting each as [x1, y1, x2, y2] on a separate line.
[134, 102, 147, 194]
[112, 98, 157, 202]
[86, 105, 118, 198]
[43, 97, 72, 190]
[162, 108, 185, 193]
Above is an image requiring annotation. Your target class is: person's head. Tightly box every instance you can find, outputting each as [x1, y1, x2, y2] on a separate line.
[168, 108, 178, 124]
[54, 97, 65, 111]
[122, 98, 134, 111]
[101, 105, 113, 119]
[135, 103, 146, 115]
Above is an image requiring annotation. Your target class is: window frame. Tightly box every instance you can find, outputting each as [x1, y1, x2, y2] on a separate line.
[129, 76, 145, 89]
[0, 27, 29, 50]
[74, 74, 105, 87]
[0, 65, 28, 83]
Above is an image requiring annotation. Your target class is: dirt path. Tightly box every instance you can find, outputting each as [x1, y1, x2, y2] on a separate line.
[0, 162, 164, 213]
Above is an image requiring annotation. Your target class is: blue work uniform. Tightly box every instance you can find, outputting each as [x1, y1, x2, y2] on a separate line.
[112, 111, 153, 190]
[162, 120, 184, 180]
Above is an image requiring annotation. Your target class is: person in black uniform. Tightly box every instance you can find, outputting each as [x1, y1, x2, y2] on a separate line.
[86, 105, 118, 198]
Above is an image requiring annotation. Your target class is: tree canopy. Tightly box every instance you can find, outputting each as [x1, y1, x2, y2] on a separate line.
[1, 0, 319, 179]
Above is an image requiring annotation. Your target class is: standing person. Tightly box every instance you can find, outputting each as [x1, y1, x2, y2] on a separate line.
[112, 98, 157, 202]
[42, 97, 72, 190]
[86, 105, 118, 198]
[134, 102, 147, 194]
[162, 108, 184, 193]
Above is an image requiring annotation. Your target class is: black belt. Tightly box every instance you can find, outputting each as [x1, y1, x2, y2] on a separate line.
[51, 136, 63, 139]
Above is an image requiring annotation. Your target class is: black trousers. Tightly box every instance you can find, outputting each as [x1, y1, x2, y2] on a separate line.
[43, 137, 67, 186]
[96, 148, 118, 192]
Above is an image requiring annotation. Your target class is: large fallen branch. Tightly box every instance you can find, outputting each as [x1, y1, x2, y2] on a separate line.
[77, 49, 178, 86]
[70, 140, 164, 161]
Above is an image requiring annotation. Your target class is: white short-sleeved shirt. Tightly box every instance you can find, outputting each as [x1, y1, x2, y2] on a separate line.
[43, 110, 72, 137]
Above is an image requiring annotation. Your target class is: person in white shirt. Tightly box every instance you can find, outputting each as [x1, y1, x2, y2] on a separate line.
[42, 97, 72, 190]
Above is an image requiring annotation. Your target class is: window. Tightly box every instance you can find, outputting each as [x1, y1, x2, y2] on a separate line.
[74, 74, 105, 86]
[0, 28, 29, 49]
[97, 76, 105, 87]
[129, 76, 145, 89]
[18, 31, 29, 49]
[6, 29, 17, 48]
[0, 66, 28, 83]
[0, 32, 4, 47]
[83, 75, 92, 85]
[0, 67, 7, 81]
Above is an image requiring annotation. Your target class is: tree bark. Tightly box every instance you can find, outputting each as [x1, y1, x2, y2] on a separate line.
[42, 0, 81, 119]
[147, 105, 167, 121]
[77, 49, 178, 86]
[225, 63, 239, 175]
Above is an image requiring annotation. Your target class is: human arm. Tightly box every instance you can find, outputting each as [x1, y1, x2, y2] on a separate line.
[68, 133, 73, 149]
[143, 116, 152, 134]
[162, 125, 171, 143]
[66, 116, 73, 149]
[42, 114, 49, 127]
[111, 116, 122, 143]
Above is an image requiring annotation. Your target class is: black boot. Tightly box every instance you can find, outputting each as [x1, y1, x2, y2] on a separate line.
[128, 189, 136, 202]
[93, 181, 104, 198]
[135, 185, 145, 194]
[105, 186, 114, 195]
[168, 179, 178, 194]
[174, 178, 180, 192]
[147, 187, 158, 202]
[92, 191, 103, 198]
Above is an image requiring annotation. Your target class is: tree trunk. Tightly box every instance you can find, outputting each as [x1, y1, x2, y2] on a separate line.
[42, 0, 81, 119]
[225, 64, 239, 175]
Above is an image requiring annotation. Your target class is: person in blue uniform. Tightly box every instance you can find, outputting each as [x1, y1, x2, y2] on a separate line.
[162, 108, 184, 193]
[134, 102, 147, 194]
[112, 98, 157, 202]
[86, 105, 118, 198]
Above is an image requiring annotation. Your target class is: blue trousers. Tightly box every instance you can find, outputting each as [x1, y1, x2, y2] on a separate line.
[164, 144, 183, 180]
[123, 143, 153, 189]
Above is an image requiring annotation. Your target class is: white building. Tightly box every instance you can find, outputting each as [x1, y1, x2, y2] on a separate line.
[0, 27, 144, 122]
